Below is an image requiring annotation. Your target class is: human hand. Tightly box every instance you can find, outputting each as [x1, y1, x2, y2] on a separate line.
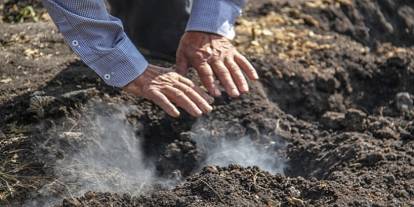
[124, 64, 213, 118]
[176, 31, 259, 97]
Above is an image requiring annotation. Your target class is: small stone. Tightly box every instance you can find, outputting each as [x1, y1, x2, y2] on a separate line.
[358, 153, 385, 166]
[395, 92, 413, 113]
[321, 111, 345, 129]
[62, 198, 81, 207]
[385, 153, 397, 161]
[384, 174, 396, 184]
[0, 130, 5, 139]
[205, 166, 218, 174]
[287, 197, 305, 207]
[344, 109, 367, 131]
[400, 130, 414, 140]
[373, 126, 399, 139]
[396, 189, 409, 198]
[228, 164, 242, 170]
[84, 191, 96, 199]
[288, 186, 301, 197]
[266, 199, 281, 207]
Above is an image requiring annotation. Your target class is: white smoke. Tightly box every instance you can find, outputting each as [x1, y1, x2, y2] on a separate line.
[203, 137, 285, 173]
[24, 101, 286, 206]
[24, 102, 158, 207]
[190, 118, 286, 174]
[52, 105, 155, 194]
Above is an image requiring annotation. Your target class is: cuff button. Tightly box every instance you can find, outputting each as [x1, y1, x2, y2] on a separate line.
[71, 40, 79, 47]
[104, 74, 111, 80]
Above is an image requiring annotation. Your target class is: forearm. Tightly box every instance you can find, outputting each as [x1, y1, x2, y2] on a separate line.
[42, 0, 148, 87]
[186, 0, 247, 39]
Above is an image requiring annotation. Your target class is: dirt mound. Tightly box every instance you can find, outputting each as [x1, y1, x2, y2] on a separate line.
[59, 166, 339, 207]
[259, 0, 414, 47]
[310, 0, 414, 47]
[0, 0, 413, 206]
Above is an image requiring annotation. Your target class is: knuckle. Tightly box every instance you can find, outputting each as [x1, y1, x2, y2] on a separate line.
[146, 88, 158, 96]
[199, 68, 214, 77]
[181, 86, 192, 94]
[215, 67, 229, 76]
[229, 64, 240, 72]
[174, 91, 186, 99]
[194, 52, 206, 60]
[209, 56, 221, 63]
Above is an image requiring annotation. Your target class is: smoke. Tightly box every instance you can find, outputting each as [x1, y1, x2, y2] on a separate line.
[52, 105, 155, 194]
[24, 100, 286, 206]
[190, 118, 286, 174]
[25, 102, 158, 206]
[203, 137, 285, 173]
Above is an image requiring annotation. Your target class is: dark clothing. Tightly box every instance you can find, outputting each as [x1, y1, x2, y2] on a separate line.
[108, 0, 193, 58]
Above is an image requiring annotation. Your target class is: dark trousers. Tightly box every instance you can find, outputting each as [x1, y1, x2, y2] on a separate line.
[108, 0, 193, 58]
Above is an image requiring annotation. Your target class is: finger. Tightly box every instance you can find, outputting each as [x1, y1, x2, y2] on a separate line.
[176, 55, 190, 75]
[148, 90, 180, 117]
[179, 76, 214, 104]
[193, 86, 215, 104]
[211, 60, 240, 97]
[174, 82, 213, 114]
[178, 76, 195, 87]
[235, 54, 259, 80]
[163, 86, 203, 117]
[196, 63, 221, 97]
[224, 57, 249, 94]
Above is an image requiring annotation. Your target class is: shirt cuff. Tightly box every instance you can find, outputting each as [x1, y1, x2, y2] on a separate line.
[84, 35, 149, 87]
[186, 0, 243, 39]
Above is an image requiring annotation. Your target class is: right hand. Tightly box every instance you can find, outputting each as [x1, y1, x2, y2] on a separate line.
[124, 64, 214, 118]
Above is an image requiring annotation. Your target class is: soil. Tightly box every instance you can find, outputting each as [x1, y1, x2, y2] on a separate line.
[0, 0, 413, 206]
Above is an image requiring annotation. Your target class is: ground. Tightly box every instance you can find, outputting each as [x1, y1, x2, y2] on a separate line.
[0, 0, 413, 206]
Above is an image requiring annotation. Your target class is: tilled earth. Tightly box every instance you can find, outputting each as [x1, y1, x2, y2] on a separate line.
[0, 0, 413, 206]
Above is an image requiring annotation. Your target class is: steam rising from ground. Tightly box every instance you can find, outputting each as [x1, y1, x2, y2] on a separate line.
[26, 103, 157, 206]
[203, 137, 285, 173]
[26, 102, 285, 206]
[53, 105, 155, 194]
[191, 119, 286, 174]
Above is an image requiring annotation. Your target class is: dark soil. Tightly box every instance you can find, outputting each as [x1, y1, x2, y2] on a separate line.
[0, 0, 413, 207]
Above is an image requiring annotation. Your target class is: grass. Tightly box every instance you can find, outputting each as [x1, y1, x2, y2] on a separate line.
[0, 134, 47, 204]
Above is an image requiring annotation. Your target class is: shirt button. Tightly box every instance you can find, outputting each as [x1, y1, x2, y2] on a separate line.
[104, 74, 111, 80]
[71, 40, 79, 47]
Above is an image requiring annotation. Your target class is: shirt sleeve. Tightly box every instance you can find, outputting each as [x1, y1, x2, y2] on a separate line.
[42, 0, 149, 87]
[186, 0, 246, 39]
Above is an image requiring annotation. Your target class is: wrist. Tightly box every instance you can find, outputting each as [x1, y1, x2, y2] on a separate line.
[186, 0, 243, 39]
[124, 65, 156, 93]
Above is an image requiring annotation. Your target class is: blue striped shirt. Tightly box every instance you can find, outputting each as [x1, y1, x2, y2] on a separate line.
[42, 0, 246, 87]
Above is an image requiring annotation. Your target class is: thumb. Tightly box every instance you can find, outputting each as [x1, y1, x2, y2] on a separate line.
[176, 55, 190, 75]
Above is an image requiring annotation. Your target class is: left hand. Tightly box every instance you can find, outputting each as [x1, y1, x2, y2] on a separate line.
[124, 64, 213, 118]
[176, 31, 259, 98]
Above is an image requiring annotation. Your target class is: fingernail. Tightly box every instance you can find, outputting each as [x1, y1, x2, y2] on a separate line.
[173, 109, 181, 117]
[195, 108, 203, 116]
[253, 73, 259, 79]
[214, 88, 221, 97]
[231, 89, 240, 97]
[206, 105, 213, 112]
[241, 85, 249, 93]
